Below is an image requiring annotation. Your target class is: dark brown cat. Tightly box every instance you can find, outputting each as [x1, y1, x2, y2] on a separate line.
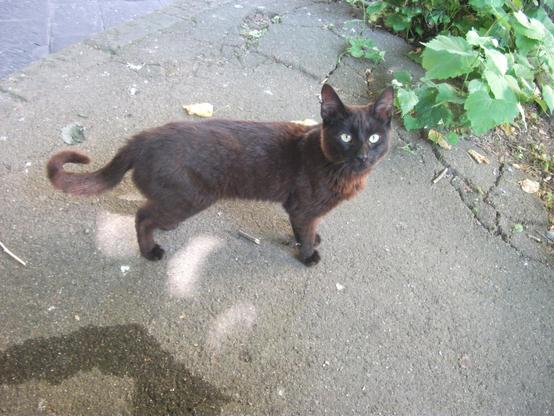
[47, 84, 393, 266]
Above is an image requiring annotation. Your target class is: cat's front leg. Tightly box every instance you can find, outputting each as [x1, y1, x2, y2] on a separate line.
[292, 228, 321, 248]
[289, 215, 321, 266]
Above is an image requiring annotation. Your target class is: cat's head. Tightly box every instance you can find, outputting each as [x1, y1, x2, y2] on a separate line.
[319, 84, 394, 172]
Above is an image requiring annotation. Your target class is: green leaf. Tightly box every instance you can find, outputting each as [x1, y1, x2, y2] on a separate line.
[349, 47, 364, 58]
[393, 70, 412, 86]
[385, 14, 412, 32]
[512, 223, 524, 233]
[421, 35, 480, 80]
[409, 87, 454, 129]
[469, 0, 504, 11]
[467, 79, 488, 94]
[435, 83, 465, 104]
[403, 114, 422, 130]
[515, 33, 540, 54]
[483, 70, 517, 101]
[397, 88, 419, 116]
[528, 6, 554, 34]
[446, 132, 459, 145]
[365, 49, 385, 62]
[504, 74, 524, 98]
[347, 37, 385, 62]
[543, 85, 554, 113]
[512, 62, 534, 82]
[466, 29, 499, 48]
[464, 90, 519, 134]
[484, 48, 508, 74]
[366, 1, 387, 16]
[534, 97, 548, 113]
[513, 11, 546, 40]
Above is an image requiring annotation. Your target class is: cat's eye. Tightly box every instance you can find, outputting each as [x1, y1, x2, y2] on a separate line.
[340, 133, 352, 143]
[368, 134, 380, 144]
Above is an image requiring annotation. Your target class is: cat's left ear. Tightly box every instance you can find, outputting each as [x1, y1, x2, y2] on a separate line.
[372, 87, 394, 123]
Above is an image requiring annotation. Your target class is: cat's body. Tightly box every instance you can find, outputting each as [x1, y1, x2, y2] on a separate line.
[47, 85, 394, 265]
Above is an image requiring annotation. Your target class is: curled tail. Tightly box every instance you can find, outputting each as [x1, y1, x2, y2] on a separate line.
[47, 147, 133, 196]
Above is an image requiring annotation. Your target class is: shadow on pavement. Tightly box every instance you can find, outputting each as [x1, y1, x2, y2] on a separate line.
[0, 324, 230, 415]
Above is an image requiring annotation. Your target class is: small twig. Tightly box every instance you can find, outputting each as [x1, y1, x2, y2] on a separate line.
[539, 231, 554, 244]
[528, 234, 541, 243]
[238, 230, 261, 245]
[432, 168, 448, 184]
[0, 241, 27, 266]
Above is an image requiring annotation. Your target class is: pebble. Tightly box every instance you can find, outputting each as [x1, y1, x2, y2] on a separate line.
[458, 353, 471, 369]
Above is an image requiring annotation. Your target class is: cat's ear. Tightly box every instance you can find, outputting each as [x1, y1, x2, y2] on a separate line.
[320, 84, 346, 121]
[372, 87, 394, 123]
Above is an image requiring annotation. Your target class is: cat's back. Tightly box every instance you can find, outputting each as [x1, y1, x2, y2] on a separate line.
[129, 119, 313, 201]
[132, 119, 307, 152]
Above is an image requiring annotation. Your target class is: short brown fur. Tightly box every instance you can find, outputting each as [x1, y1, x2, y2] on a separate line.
[47, 85, 394, 266]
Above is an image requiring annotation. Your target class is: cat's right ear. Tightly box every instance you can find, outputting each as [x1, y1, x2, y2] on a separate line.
[320, 84, 346, 121]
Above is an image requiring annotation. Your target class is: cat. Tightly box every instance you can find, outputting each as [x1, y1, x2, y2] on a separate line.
[47, 84, 394, 266]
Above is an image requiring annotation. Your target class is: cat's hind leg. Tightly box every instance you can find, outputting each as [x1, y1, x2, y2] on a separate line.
[136, 201, 165, 261]
[136, 199, 212, 261]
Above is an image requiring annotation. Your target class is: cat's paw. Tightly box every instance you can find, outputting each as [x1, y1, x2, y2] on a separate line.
[145, 244, 165, 261]
[314, 233, 321, 247]
[301, 250, 320, 267]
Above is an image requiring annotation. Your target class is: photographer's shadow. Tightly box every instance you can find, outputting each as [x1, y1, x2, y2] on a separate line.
[0, 324, 229, 415]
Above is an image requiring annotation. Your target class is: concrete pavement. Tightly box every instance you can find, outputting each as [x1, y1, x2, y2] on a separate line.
[0, 0, 173, 79]
[0, 0, 552, 414]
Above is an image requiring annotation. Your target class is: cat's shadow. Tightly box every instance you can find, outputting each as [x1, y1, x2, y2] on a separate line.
[0, 324, 230, 415]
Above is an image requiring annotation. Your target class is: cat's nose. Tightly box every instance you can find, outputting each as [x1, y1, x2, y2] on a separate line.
[356, 155, 368, 163]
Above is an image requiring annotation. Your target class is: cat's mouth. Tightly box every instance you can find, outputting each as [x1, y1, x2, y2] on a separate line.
[353, 158, 370, 171]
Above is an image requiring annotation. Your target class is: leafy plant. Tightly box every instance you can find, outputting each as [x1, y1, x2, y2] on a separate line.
[346, 0, 554, 138]
[347, 37, 385, 62]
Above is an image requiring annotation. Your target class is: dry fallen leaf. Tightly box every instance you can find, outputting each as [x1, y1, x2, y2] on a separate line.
[427, 129, 451, 150]
[183, 103, 213, 118]
[520, 178, 540, 194]
[467, 149, 490, 164]
[499, 124, 513, 136]
[291, 118, 319, 127]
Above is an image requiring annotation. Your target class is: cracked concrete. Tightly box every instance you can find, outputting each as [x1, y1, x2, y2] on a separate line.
[1, 0, 553, 415]
[432, 139, 552, 266]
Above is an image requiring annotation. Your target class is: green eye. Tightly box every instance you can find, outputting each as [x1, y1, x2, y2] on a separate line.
[340, 133, 352, 143]
[368, 134, 380, 143]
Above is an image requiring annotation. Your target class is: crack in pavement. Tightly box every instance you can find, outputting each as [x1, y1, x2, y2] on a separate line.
[0, 87, 28, 103]
[430, 145, 551, 265]
[84, 40, 119, 56]
[249, 50, 322, 81]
